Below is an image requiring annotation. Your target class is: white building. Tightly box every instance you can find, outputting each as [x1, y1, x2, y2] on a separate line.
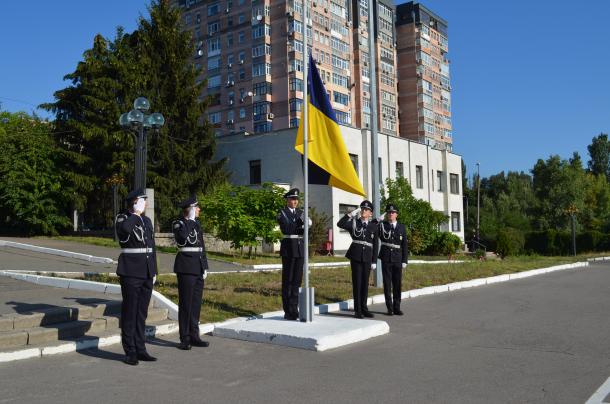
[215, 125, 464, 252]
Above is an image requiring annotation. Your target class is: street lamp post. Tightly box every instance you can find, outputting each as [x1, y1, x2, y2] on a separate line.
[119, 97, 165, 190]
[566, 205, 578, 256]
[476, 162, 480, 243]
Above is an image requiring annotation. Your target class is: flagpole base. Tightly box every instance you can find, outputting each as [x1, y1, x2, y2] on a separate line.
[299, 287, 315, 322]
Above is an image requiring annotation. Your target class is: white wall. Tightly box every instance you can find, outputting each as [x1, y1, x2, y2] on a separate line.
[215, 125, 464, 253]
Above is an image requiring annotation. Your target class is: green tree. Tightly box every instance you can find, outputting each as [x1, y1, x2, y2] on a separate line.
[308, 207, 330, 257]
[0, 111, 72, 235]
[42, 0, 226, 230]
[380, 177, 447, 254]
[587, 133, 610, 179]
[200, 184, 285, 256]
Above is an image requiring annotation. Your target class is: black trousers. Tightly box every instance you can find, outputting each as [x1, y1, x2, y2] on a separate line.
[382, 261, 403, 311]
[177, 273, 204, 343]
[281, 256, 304, 315]
[350, 260, 371, 314]
[119, 276, 153, 355]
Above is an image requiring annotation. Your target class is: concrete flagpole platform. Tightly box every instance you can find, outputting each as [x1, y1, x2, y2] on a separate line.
[213, 314, 389, 351]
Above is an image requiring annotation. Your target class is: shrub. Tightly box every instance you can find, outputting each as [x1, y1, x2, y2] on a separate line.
[495, 228, 525, 258]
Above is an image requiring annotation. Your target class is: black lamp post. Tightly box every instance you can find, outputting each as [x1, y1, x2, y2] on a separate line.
[119, 97, 165, 190]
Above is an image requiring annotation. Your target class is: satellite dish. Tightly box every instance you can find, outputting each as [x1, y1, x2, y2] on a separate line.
[247, 91, 253, 97]
[256, 14, 262, 21]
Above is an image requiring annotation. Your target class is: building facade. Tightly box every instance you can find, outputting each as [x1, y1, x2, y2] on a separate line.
[214, 125, 464, 252]
[174, 1, 450, 146]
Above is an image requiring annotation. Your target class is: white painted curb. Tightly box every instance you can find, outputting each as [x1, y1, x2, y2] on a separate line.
[0, 240, 116, 264]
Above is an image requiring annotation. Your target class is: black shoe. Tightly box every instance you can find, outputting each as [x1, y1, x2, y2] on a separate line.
[123, 354, 139, 366]
[355, 312, 364, 319]
[191, 339, 210, 348]
[137, 352, 157, 362]
[393, 309, 404, 316]
[362, 310, 374, 318]
[385, 310, 394, 316]
[177, 341, 192, 350]
[284, 313, 297, 321]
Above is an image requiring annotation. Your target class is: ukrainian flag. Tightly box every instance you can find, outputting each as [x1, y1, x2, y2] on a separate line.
[295, 55, 366, 196]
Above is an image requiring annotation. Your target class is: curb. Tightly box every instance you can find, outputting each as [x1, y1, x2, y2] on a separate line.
[0, 259, 594, 362]
[0, 240, 116, 265]
[231, 259, 465, 270]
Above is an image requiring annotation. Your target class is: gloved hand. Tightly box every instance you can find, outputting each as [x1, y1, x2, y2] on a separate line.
[308, 218, 312, 226]
[371, 263, 376, 270]
[402, 263, 407, 269]
[349, 207, 361, 217]
[376, 212, 386, 222]
[203, 270, 208, 280]
[187, 206, 196, 221]
[133, 198, 146, 215]
[153, 275, 157, 285]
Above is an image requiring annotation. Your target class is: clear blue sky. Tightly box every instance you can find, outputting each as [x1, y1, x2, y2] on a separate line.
[1, 1, 609, 179]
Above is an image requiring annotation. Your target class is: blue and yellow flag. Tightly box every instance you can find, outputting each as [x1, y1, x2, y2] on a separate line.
[295, 55, 365, 196]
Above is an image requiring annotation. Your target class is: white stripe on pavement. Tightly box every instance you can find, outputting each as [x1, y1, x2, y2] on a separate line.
[585, 376, 610, 404]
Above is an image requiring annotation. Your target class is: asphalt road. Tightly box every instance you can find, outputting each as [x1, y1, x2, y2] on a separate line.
[2, 262, 610, 403]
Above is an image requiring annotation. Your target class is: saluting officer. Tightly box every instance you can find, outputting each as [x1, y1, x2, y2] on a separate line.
[115, 188, 158, 366]
[337, 200, 379, 319]
[377, 204, 409, 316]
[173, 195, 210, 350]
[277, 188, 305, 320]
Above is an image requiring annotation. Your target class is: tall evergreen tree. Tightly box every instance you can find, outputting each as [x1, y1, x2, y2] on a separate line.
[587, 133, 610, 179]
[43, 0, 226, 230]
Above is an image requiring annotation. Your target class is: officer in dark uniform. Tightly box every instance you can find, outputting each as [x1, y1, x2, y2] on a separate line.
[173, 195, 210, 350]
[377, 204, 409, 316]
[277, 188, 305, 320]
[337, 200, 379, 319]
[115, 188, 158, 366]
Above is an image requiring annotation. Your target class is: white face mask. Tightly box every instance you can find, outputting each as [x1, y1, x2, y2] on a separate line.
[133, 198, 146, 213]
[187, 206, 196, 221]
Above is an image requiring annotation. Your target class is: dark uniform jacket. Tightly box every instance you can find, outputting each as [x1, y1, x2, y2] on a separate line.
[377, 221, 409, 264]
[337, 215, 379, 263]
[277, 207, 305, 258]
[115, 212, 157, 279]
[172, 217, 209, 275]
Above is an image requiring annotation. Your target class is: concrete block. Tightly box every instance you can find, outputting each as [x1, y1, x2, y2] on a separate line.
[27, 327, 60, 345]
[73, 305, 93, 319]
[13, 313, 45, 330]
[199, 323, 214, 335]
[41, 341, 77, 356]
[0, 316, 14, 331]
[104, 284, 122, 294]
[371, 294, 386, 305]
[0, 347, 41, 363]
[67, 279, 108, 293]
[97, 334, 121, 348]
[38, 308, 73, 326]
[152, 291, 179, 321]
[0, 330, 28, 348]
[35, 276, 71, 289]
[318, 303, 340, 314]
[401, 291, 411, 299]
[485, 274, 510, 284]
[213, 315, 389, 351]
[145, 321, 179, 337]
[147, 308, 169, 323]
[101, 316, 120, 329]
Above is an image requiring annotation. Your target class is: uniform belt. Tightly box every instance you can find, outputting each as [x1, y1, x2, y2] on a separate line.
[121, 248, 153, 254]
[352, 240, 373, 248]
[178, 247, 203, 252]
[283, 235, 304, 239]
[381, 242, 401, 249]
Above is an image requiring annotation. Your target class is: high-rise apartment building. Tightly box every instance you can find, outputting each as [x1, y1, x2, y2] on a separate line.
[396, 2, 452, 151]
[175, 0, 451, 150]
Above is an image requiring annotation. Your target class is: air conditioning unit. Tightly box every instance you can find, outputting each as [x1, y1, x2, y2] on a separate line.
[325, 26, 329, 31]
[316, 60, 321, 65]
[230, 80, 235, 86]
[225, 8, 230, 13]
[229, 99, 234, 105]
[209, 32, 215, 37]
[267, 113, 274, 119]
[240, 97, 245, 103]
[286, 11, 294, 17]
[239, 59, 244, 64]
[227, 119, 234, 124]
[227, 63, 233, 68]
[324, 7, 328, 13]
[313, 1, 317, 7]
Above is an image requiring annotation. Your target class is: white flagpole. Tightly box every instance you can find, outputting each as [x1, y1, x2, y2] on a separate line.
[300, 0, 312, 322]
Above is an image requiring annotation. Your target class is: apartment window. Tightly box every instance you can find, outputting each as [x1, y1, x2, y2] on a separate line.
[238, 31, 245, 43]
[208, 21, 220, 35]
[238, 13, 245, 24]
[207, 74, 221, 88]
[207, 56, 221, 70]
[450, 173, 459, 194]
[395, 161, 404, 178]
[207, 2, 220, 16]
[289, 77, 304, 92]
[289, 98, 303, 112]
[451, 212, 461, 232]
[437, 170, 444, 192]
[239, 108, 246, 119]
[252, 63, 271, 77]
[252, 24, 271, 39]
[249, 160, 261, 184]
[208, 111, 221, 124]
[254, 122, 272, 133]
[349, 154, 359, 177]
[416, 165, 423, 189]
[290, 118, 300, 128]
[333, 91, 349, 106]
[335, 110, 351, 125]
[253, 81, 272, 95]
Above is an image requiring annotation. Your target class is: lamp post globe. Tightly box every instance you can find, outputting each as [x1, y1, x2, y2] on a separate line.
[134, 97, 150, 112]
[150, 112, 165, 128]
[127, 109, 144, 125]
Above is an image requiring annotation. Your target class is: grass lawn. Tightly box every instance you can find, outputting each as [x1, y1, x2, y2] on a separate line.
[81, 254, 600, 324]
